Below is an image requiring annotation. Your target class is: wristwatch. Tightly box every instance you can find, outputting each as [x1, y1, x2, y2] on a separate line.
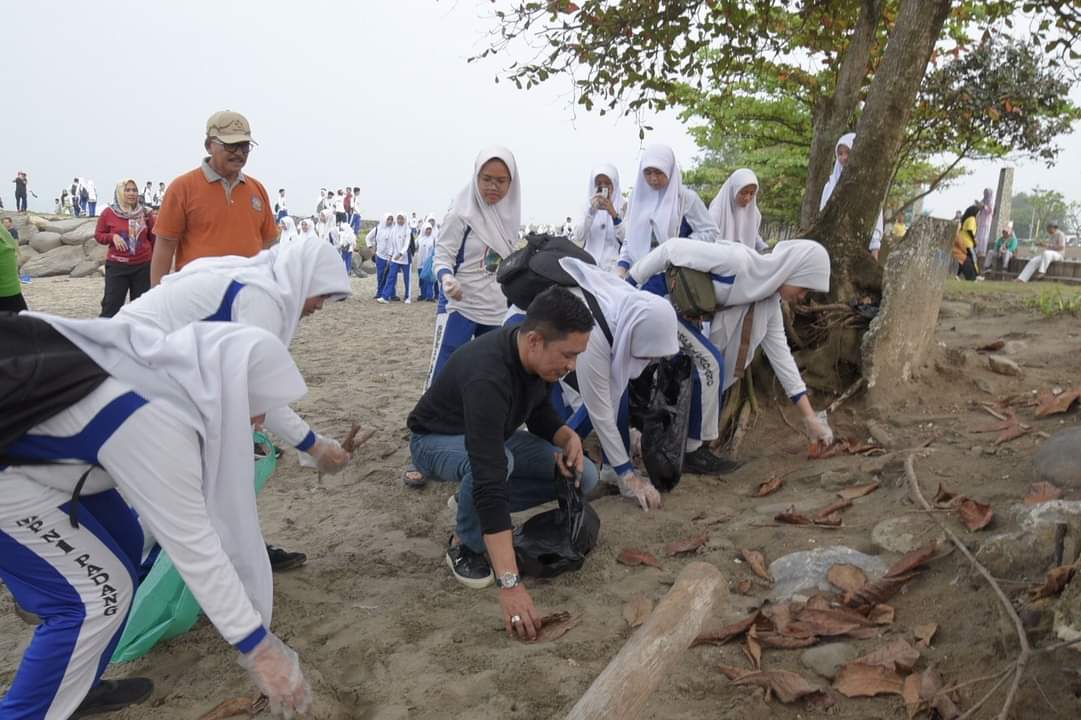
[495, 571, 521, 589]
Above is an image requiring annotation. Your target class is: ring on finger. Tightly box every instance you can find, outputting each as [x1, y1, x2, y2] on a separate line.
[511, 614, 522, 624]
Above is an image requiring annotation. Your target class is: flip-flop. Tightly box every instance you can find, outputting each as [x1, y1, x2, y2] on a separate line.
[402, 463, 428, 488]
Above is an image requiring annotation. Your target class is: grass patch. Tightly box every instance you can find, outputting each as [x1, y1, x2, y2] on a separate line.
[1025, 286, 1081, 317]
[942, 278, 1081, 317]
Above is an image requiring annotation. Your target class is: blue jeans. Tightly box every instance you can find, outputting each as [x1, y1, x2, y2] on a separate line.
[410, 430, 599, 554]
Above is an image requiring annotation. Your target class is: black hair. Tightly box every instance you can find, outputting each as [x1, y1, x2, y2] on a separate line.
[353, 187, 360, 192]
[521, 286, 594, 343]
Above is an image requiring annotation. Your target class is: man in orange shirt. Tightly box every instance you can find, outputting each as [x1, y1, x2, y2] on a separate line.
[150, 110, 279, 286]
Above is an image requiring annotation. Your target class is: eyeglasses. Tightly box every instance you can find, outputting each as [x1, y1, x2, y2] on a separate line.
[211, 139, 253, 154]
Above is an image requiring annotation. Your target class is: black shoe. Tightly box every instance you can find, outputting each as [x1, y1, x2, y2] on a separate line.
[267, 544, 307, 572]
[683, 447, 743, 476]
[445, 539, 493, 589]
[72, 678, 153, 718]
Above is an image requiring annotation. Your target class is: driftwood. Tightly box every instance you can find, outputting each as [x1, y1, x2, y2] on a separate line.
[565, 562, 726, 720]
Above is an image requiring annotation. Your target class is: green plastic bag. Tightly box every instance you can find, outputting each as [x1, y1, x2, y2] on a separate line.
[111, 432, 278, 663]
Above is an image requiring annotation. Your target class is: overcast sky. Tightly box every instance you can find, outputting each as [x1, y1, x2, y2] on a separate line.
[7, 1, 1079, 225]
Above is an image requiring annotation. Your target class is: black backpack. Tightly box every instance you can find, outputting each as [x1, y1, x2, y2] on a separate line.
[628, 354, 694, 492]
[513, 467, 601, 578]
[0, 315, 108, 460]
[497, 233, 597, 310]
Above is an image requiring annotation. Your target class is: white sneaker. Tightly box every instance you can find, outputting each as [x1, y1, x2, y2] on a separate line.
[404, 298, 412, 304]
[376, 297, 389, 304]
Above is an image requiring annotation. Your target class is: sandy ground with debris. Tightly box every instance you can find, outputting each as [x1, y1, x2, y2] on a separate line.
[2, 273, 1080, 719]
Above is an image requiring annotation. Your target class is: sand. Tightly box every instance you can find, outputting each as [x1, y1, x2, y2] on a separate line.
[2, 273, 1081, 719]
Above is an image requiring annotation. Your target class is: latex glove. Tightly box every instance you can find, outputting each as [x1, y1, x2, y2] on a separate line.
[614, 266, 629, 279]
[309, 435, 350, 475]
[617, 471, 662, 512]
[442, 274, 463, 300]
[803, 411, 834, 446]
[237, 632, 311, 718]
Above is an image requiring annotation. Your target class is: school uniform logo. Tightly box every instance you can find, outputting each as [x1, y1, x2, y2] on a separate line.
[251, 196, 264, 213]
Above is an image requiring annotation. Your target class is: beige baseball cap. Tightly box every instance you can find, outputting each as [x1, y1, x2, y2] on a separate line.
[206, 110, 255, 144]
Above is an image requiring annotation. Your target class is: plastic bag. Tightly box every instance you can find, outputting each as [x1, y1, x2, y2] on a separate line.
[629, 354, 693, 492]
[111, 432, 278, 663]
[513, 468, 600, 578]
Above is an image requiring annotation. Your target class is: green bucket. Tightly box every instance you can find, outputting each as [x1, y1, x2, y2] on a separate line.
[111, 432, 278, 663]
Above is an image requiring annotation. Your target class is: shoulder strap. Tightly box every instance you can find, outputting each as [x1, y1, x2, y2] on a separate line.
[580, 290, 614, 347]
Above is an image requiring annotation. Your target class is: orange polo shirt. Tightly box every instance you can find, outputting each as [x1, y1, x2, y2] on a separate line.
[155, 159, 279, 270]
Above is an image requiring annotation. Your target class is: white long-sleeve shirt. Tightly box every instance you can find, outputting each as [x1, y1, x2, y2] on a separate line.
[434, 211, 510, 326]
[574, 321, 634, 471]
[709, 298, 806, 399]
[617, 187, 718, 270]
[117, 275, 316, 451]
[573, 206, 626, 272]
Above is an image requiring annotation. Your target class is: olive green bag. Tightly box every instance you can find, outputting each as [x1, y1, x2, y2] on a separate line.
[665, 264, 717, 320]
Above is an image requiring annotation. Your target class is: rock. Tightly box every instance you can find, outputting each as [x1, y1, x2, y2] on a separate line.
[17, 246, 38, 269]
[768, 546, 889, 602]
[976, 501, 1081, 581]
[70, 261, 101, 278]
[944, 347, 970, 366]
[1003, 340, 1028, 355]
[61, 223, 96, 244]
[938, 300, 973, 319]
[21, 245, 85, 277]
[974, 377, 995, 395]
[44, 218, 90, 235]
[800, 642, 859, 680]
[360, 261, 377, 275]
[987, 355, 1022, 377]
[865, 420, 896, 449]
[83, 239, 108, 264]
[28, 215, 49, 231]
[1053, 568, 1081, 647]
[29, 231, 63, 253]
[872, 515, 946, 554]
[1034, 428, 1081, 489]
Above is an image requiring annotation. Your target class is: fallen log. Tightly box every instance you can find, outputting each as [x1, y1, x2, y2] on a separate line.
[565, 562, 726, 720]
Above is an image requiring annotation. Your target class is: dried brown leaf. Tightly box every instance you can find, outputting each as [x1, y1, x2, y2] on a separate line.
[788, 607, 874, 637]
[758, 631, 819, 649]
[867, 604, 895, 625]
[1024, 481, 1064, 506]
[886, 542, 940, 578]
[766, 603, 793, 633]
[775, 509, 842, 527]
[902, 673, 922, 720]
[198, 695, 266, 720]
[1029, 565, 1076, 601]
[976, 339, 1005, 352]
[827, 564, 867, 594]
[740, 548, 773, 582]
[617, 548, 662, 569]
[837, 481, 880, 500]
[663, 534, 708, 557]
[754, 475, 784, 497]
[814, 498, 853, 520]
[957, 497, 993, 531]
[833, 662, 905, 698]
[532, 611, 580, 642]
[692, 613, 757, 647]
[913, 623, 937, 648]
[804, 593, 833, 611]
[734, 578, 753, 595]
[743, 626, 762, 670]
[933, 483, 957, 507]
[918, 667, 960, 719]
[341, 423, 375, 453]
[1035, 387, 1081, 417]
[854, 638, 920, 672]
[846, 572, 919, 609]
[622, 595, 653, 628]
[721, 668, 825, 704]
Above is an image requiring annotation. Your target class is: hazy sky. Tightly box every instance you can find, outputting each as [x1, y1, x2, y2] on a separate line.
[7, 1, 1079, 224]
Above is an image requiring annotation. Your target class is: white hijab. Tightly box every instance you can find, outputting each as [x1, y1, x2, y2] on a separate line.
[560, 258, 679, 408]
[299, 220, 319, 243]
[418, 223, 436, 260]
[448, 146, 521, 259]
[584, 163, 622, 263]
[278, 217, 300, 245]
[624, 144, 683, 264]
[161, 237, 351, 345]
[709, 168, 762, 249]
[28, 314, 306, 626]
[820, 133, 855, 210]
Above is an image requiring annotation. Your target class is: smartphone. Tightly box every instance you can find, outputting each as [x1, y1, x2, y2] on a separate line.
[595, 187, 609, 199]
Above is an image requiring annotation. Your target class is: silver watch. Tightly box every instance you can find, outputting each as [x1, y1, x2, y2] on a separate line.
[495, 571, 521, 589]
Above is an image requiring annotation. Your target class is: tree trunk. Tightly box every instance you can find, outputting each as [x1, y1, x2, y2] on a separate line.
[811, 0, 954, 303]
[798, 0, 885, 229]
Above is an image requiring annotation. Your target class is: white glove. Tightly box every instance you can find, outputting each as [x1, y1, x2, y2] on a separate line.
[803, 411, 834, 445]
[309, 435, 350, 475]
[237, 632, 311, 719]
[442, 274, 463, 300]
[616, 471, 662, 512]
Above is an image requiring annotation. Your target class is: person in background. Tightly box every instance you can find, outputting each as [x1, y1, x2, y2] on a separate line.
[338, 221, 356, 274]
[315, 188, 328, 216]
[142, 181, 155, 207]
[974, 188, 994, 272]
[349, 187, 362, 234]
[343, 188, 353, 224]
[573, 164, 624, 272]
[416, 222, 438, 301]
[334, 190, 347, 225]
[708, 168, 767, 252]
[560, 216, 575, 238]
[278, 216, 300, 245]
[367, 213, 395, 300]
[953, 205, 979, 281]
[150, 110, 278, 286]
[71, 177, 83, 217]
[617, 143, 719, 276]
[892, 212, 907, 241]
[2, 215, 18, 243]
[94, 179, 156, 317]
[1016, 221, 1067, 283]
[378, 212, 412, 304]
[13, 171, 29, 212]
[156, 181, 166, 209]
[987, 222, 1018, 274]
[78, 178, 90, 216]
[275, 188, 288, 221]
[0, 220, 27, 312]
[819, 133, 883, 261]
[61, 189, 73, 216]
[85, 178, 98, 216]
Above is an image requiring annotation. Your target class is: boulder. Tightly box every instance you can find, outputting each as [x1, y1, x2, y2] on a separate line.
[29, 231, 63, 253]
[800, 642, 859, 680]
[938, 300, 973, 319]
[17, 246, 39, 269]
[83, 238, 108, 264]
[70, 261, 101, 278]
[61, 223, 97, 245]
[28, 215, 49, 231]
[1033, 428, 1081, 489]
[768, 546, 889, 602]
[872, 515, 946, 555]
[21, 245, 85, 277]
[987, 355, 1022, 377]
[976, 501, 1081, 581]
[44, 218, 90, 235]
[1053, 569, 1081, 647]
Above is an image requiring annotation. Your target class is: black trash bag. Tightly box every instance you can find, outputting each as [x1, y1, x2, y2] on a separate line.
[628, 354, 694, 492]
[513, 468, 600, 579]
